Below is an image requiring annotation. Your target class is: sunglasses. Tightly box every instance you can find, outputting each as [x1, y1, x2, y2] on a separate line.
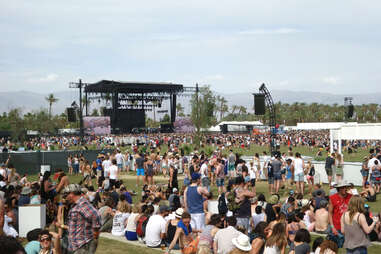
[40, 237, 51, 242]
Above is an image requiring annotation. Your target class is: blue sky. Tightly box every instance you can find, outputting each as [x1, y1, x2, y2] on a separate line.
[0, 0, 380, 94]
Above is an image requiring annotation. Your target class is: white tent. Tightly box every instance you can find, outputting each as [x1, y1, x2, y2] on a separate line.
[296, 122, 357, 130]
[330, 123, 381, 153]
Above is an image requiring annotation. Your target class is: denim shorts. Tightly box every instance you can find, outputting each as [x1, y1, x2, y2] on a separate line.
[361, 170, 369, 177]
[216, 178, 224, 187]
[346, 246, 367, 254]
[294, 173, 304, 182]
[274, 172, 282, 180]
[268, 176, 274, 184]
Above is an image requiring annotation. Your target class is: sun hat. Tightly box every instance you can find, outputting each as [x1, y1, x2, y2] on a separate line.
[330, 182, 336, 187]
[232, 234, 252, 252]
[268, 194, 279, 205]
[301, 199, 309, 207]
[174, 208, 184, 218]
[173, 188, 178, 193]
[335, 180, 351, 188]
[21, 186, 32, 195]
[63, 184, 82, 196]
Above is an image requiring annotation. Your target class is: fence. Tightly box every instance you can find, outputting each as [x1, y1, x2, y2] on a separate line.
[0, 149, 112, 175]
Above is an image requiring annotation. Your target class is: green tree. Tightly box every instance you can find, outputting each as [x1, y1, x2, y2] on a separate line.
[190, 85, 216, 133]
[91, 109, 99, 116]
[176, 103, 185, 117]
[45, 93, 59, 118]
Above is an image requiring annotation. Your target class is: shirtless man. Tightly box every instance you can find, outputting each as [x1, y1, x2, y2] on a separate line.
[55, 169, 69, 193]
[315, 199, 330, 234]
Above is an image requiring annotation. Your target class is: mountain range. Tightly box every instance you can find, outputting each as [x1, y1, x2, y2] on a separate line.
[1, 89, 380, 116]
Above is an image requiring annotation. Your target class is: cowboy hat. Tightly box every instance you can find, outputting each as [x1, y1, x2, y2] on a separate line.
[232, 234, 252, 252]
[335, 180, 351, 188]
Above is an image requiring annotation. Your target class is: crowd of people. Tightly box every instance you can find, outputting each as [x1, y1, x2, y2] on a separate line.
[0, 136, 381, 254]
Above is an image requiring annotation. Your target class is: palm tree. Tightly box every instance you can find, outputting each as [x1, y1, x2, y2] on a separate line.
[216, 95, 228, 120]
[45, 93, 59, 118]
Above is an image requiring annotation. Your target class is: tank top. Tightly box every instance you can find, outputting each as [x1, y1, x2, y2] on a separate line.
[126, 213, 139, 232]
[293, 158, 303, 175]
[186, 186, 204, 213]
[166, 220, 178, 244]
[343, 213, 371, 249]
[198, 225, 214, 248]
[252, 213, 265, 228]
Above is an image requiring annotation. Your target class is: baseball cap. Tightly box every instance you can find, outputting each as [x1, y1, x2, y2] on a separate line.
[159, 205, 170, 213]
[191, 173, 201, 180]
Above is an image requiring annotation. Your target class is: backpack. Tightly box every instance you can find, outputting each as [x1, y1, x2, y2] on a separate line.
[136, 215, 150, 237]
[226, 189, 240, 213]
[309, 166, 315, 176]
[218, 193, 228, 215]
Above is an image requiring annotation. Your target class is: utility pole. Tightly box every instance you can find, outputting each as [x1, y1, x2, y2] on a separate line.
[69, 79, 89, 143]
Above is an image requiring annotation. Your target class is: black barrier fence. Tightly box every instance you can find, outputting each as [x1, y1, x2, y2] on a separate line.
[0, 149, 113, 175]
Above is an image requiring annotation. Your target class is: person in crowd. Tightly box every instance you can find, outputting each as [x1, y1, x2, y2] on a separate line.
[135, 153, 145, 186]
[169, 164, 179, 192]
[314, 199, 330, 234]
[166, 212, 198, 254]
[250, 221, 268, 254]
[292, 153, 305, 195]
[54, 169, 69, 194]
[63, 184, 100, 254]
[361, 156, 370, 188]
[335, 153, 344, 182]
[145, 205, 170, 248]
[290, 229, 311, 254]
[38, 230, 61, 254]
[263, 223, 287, 254]
[124, 204, 140, 241]
[0, 235, 26, 254]
[213, 216, 242, 254]
[40, 171, 56, 204]
[305, 161, 315, 193]
[18, 186, 31, 206]
[252, 206, 266, 229]
[329, 180, 352, 236]
[168, 188, 181, 211]
[360, 181, 376, 202]
[325, 153, 335, 187]
[230, 234, 252, 254]
[165, 208, 184, 249]
[311, 237, 324, 254]
[98, 197, 115, 232]
[234, 176, 255, 233]
[271, 154, 283, 194]
[198, 214, 223, 253]
[24, 228, 43, 254]
[341, 195, 378, 254]
[111, 199, 131, 236]
[216, 159, 226, 195]
[145, 154, 154, 186]
[184, 172, 209, 231]
[319, 240, 339, 254]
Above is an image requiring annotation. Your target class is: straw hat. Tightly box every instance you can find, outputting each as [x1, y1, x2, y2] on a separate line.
[174, 208, 184, 218]
[232, 234, 252, 252]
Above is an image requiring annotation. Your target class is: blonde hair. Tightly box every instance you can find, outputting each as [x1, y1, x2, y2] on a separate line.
[266, 223, 287, 248]
[347, 196, 365, 223]
[117, 201, 131, 213]
[131, 204, 140, 213]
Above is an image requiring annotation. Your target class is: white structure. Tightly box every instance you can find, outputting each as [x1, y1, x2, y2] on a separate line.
[207, 121, 263, 132]
[19, 205, 46, 237]
[330, 123, 381, 153]
[295, 122, 357, 130]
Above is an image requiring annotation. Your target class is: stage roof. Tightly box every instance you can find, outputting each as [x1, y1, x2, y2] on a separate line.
[85, 80, 184, 93]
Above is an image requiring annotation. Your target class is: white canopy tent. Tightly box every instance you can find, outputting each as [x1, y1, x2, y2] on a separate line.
[330, 123, 381, 153]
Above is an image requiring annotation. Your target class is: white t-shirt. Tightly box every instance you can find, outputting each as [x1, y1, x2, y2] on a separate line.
[0, 168, 6, 177]
[145, 215, 166, 247]
[368, 158, 380, 174]
[249, 167, 256, 179]
[293, 158, 304, 175]
[126, 213, 139, 232]
[102, 159, 112, 170]
[200, 163, 208, 178]
[109, 165, 118, 180]
[115, 153, 124, 165]
[111, 212, 130, 236]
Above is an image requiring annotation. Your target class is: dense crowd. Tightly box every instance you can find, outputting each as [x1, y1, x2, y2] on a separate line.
[0, 130, 378, 153]
[1, 138, 381, 254]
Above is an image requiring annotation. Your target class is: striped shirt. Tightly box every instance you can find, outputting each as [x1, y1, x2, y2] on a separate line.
[68, 196, 101, 251]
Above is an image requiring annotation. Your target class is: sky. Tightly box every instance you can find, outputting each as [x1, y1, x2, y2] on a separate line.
[1, 0, 381, 95]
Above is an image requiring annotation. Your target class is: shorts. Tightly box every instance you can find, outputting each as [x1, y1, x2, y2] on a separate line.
[190, 213, 205, 230]
[371, 176, 380, 185]
[294, 173, 304, 182]
[335, 166, 343, 176]
[268, 176, 274, 184]
[281, 169, 286, 175]
[137, 168, 145, 176]
[361, 170, 369, 177]
[274, 172, 282, 181]
[228, 164, 235, 171]
[325, 168, 333, 176]
[216, 178, 224, 187]
[117, 163, 123, 170]
[250, 179, 256, 187]
[202, 177, 210, 187]
[306, 175, 314, 180]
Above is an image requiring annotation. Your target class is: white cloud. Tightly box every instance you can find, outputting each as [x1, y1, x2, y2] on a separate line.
[322, 76, 341, 85]
[28, 73, 59, 83]
[238, 28, 300, 35]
